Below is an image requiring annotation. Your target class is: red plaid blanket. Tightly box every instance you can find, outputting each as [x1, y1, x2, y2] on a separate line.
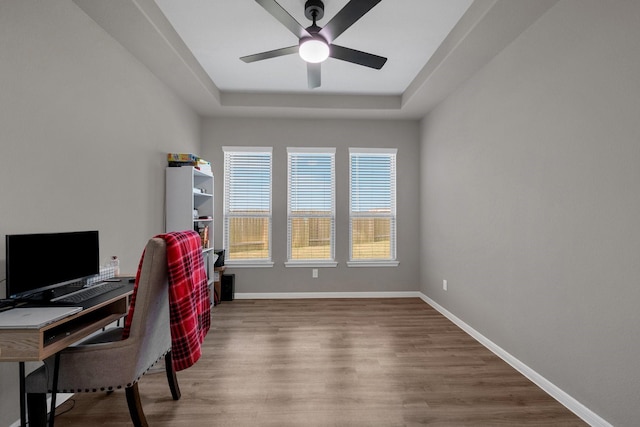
[123, 230, 211, 371]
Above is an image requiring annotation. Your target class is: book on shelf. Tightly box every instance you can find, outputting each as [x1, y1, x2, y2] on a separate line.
[167, 153, 198, 162]
[167, 153, 212, 175]
[196, 224, 209, 249]
[169, 161, 197, 167]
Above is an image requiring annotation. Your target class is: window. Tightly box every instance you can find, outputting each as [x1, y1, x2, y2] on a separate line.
[349, 148, 398, 266]
[286, 148, 336, 266]
[223, 147, 273, 266]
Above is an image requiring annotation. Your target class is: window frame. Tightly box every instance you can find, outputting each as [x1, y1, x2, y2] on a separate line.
[348, 147, 399, 267]
[222, 146, 274, 267]
[285, 147, 337, 268]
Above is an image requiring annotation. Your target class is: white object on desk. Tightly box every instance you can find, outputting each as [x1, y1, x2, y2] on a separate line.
[0, 307, 82, 329]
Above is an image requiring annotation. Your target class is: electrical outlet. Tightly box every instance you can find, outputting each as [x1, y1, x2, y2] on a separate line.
[312, 269, 318, 279]
[443, 279, 448, 291]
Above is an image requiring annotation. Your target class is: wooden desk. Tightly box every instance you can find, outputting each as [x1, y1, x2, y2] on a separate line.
[0, 286, 133, 426]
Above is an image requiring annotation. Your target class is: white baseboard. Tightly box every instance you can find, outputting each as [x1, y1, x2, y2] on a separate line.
[234, 291, 421, 299]
[418, 293, 611, 427]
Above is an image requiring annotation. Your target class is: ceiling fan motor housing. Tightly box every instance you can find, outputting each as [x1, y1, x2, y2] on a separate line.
[305, 0, 325, 21]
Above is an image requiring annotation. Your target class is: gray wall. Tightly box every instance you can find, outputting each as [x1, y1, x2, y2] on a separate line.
[419, 0, 640, 425]
[0, 1, 201, 424]
[201, 117, 421, 295]
[2, 0, 636, 425]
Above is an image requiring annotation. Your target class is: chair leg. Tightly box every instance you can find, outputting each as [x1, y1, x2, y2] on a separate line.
[125, 383, 148, 427]
[26, 393, 48, 427]
[164, 351, 181, 400]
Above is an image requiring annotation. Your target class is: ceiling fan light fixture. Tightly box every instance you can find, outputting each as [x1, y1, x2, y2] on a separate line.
[299, 38, 329, 63]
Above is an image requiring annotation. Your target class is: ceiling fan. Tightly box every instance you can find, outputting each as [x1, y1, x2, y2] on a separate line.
[240, 0, 387, 89]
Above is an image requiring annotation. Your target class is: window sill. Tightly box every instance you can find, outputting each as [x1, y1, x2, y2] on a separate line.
[285, 261, 338, 268]
[347, 261, 399, 267]
[225, 261, 274, 268]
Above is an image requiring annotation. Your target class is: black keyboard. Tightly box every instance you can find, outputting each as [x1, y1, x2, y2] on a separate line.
[53, 281, 125, 304]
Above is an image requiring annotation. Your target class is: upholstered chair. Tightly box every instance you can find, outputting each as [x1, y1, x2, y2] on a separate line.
[26, 237, 180, 427]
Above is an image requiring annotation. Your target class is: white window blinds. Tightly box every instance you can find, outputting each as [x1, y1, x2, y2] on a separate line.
[223, 147, 272, 264]
[287, 148, 335, 263]
[349, 148, 397, 263]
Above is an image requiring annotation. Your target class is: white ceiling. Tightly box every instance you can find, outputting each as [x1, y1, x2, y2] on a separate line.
[153, 0, 473, 95]
[72, 0, 559, 119]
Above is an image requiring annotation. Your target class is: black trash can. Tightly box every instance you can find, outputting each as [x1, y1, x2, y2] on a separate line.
[221, 274, 235, 301]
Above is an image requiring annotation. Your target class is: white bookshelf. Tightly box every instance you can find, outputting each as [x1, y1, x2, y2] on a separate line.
[165, 166, 215, 288]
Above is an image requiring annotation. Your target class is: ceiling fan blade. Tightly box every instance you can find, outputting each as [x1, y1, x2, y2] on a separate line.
[318, 0, 382, 43]
[255, 0, 312, 39]
[329, 44, 387, 69]
[240, 45, 298, 63]
[307, 63, 321, 89]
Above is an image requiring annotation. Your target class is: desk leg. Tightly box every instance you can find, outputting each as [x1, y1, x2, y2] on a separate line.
[48, 353, 60, 427]
[19, 362, 26, 427]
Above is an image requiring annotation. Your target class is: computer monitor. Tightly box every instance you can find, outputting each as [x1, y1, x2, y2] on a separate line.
[5, 230, 99, 300]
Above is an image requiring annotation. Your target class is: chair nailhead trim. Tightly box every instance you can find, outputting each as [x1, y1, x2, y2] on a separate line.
[46, 350, 172, 394]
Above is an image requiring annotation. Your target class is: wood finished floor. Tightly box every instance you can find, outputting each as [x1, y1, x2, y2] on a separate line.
[52, 298, 586, 426]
